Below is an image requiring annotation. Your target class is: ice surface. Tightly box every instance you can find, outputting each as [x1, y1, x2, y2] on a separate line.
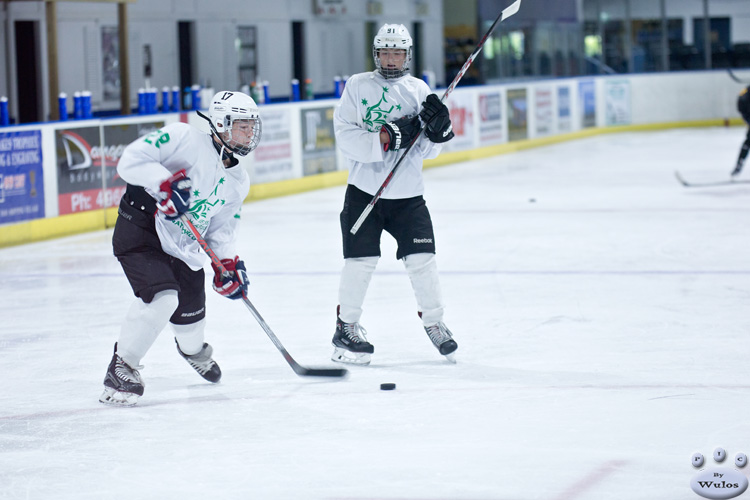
[1, 127, 749, 499]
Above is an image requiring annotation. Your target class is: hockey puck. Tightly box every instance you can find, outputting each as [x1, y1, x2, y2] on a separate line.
[380, 383, 396, 391]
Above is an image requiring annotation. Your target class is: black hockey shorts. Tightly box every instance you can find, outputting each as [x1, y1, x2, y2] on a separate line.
[112, 191, 206, 325]
[340, 184, 436, 260]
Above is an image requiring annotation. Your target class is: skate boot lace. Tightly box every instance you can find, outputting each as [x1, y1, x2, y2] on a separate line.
[184, 347, 215, 375]
[343, 322, 369, 344]
[425, 322, 453, 347]
[114, 357, 144, 385]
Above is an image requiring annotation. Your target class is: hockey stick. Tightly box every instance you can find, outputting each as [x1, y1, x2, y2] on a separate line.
[349, 0, 522, 235]
[180, 215, 348, 378]
[674, 170, 750, 187]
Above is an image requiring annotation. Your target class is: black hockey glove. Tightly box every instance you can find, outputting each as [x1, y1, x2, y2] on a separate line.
[381, 115, 422, 152]
[419, 94, 454, 143]
[156, 169, 192, 220]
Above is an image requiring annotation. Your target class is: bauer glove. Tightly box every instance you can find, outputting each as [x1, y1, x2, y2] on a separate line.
[419, 94, 454, 143]
[381, 115, 422, 152]
[156, 169, 192, 220]
[212, 256, 248, 300]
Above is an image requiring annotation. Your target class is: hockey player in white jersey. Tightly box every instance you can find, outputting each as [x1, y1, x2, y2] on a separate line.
[330, 23, 457, 365]
[99, 91, 261, 406]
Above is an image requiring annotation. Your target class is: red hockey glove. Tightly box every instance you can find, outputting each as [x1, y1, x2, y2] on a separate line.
[156, 169, 192, 220]
[212, 256, 248, 300]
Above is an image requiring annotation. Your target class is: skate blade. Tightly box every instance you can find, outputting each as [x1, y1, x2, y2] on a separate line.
[443, 352, 457, 364]
[99, 387, 140, 407]
[331, 347, 371, 366]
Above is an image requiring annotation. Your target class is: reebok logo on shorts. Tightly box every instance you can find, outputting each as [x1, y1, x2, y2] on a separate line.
[413, 238, 433, 244]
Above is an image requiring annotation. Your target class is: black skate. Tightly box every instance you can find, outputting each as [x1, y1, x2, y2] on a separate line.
[99, 343, 145, 406]
[424, 322, 458, 362]
[331, 306, 374, 365]
[176, 340, 222, 383]
[731, 162, 743, 177]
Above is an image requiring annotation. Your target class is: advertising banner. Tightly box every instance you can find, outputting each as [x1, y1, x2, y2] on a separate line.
[605, 80, 631, 126]
[0, 130, 44, 225]
[251, 107, 294, 183]
[579, 80, 596, 128]
[535, 87, 554, 136]
[558, 86, 572, 132]
[442, 90, 475, 152]
[507, 88, 528, 141]
[55, 121, 163, 214]
[478, 91, 505, 146]
[300, 106, 337, 176]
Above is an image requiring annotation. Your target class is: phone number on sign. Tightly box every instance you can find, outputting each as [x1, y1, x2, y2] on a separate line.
[58, 186, 126, 214]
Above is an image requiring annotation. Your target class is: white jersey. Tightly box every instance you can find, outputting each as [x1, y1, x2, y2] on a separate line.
[117, 122, 250, 271]
[333, 71, 442, 199]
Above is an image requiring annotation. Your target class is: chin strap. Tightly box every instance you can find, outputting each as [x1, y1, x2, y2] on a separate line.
[211, 138, 239, 168]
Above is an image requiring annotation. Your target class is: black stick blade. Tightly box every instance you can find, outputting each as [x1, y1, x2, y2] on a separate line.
[675, 170, 750, 187]
[293, 365, 349, 378]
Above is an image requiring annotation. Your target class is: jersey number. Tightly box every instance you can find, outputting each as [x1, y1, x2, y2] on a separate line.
[143, 131, 170, 148]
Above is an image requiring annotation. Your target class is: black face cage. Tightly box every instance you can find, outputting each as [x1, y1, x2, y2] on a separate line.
[221, 115, 262, 157]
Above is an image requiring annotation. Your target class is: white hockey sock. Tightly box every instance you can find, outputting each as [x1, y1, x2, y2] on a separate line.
[338, 256, 379, 323]
[172, 319, 206, 356]
[116, 290, 179, 367]
[403, 253, 444, 325]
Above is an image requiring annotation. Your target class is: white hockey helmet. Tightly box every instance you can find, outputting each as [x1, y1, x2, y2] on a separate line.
[207, 91, 262, 156]
[373, 24, 413, 79]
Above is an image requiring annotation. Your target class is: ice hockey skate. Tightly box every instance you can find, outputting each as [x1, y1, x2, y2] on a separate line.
[424, 322, 458, 362]
[99, 344, 144, 406]
[331, 308, 374, 365]
[731, 161, 744, 177]
[176, 340, 222, 383]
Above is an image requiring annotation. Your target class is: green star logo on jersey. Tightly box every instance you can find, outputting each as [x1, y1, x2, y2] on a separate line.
[175, 176, 231, 238]
[362, 87, 398, 132]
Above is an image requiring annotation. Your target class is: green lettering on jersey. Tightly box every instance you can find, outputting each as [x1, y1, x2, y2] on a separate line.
[174, 176, 230, 238]
[143, 130, 170, 148]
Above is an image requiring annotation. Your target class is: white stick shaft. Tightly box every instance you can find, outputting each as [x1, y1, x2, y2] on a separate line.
[350, 203, 374, 235]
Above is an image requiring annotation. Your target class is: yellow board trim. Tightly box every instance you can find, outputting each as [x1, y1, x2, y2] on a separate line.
[246, 169, 350, 202]
[0, 118, 743, 249]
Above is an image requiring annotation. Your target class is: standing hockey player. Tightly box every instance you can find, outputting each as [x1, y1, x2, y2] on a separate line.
[731, 85, 750, 177]
[330, 23, 457, 365]
[100, 91, 262, 406]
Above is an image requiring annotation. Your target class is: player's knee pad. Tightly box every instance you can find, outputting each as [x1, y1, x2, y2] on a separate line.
[403, 252, 436, 272]
[138, 289, 179, 324]
[343, 256, 379, 273]
[117, 290, 180, 367]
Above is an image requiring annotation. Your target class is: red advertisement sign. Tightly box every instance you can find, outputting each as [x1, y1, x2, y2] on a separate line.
[55, 121, 163, 214]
